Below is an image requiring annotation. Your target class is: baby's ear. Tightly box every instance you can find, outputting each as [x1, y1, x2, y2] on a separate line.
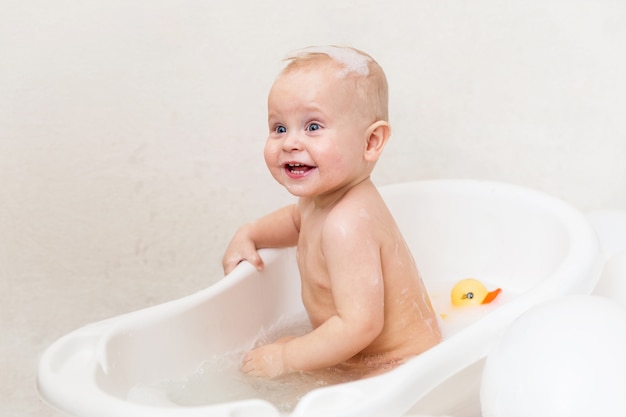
[364, 121, 391, 162]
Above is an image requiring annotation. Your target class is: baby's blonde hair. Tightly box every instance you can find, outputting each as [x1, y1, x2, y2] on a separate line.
[280, 46, 389, 122]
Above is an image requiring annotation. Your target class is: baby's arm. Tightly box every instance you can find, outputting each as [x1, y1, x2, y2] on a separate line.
[222, 204, 300, 274]
[241, 212, 385, 377]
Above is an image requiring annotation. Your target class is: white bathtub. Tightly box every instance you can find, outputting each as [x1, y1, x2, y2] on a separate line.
[37, 179, 602, 417]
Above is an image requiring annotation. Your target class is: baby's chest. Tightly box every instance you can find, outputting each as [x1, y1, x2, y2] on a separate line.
[296, 212, 334, 282]
[296, 242, 329, 287]
[296, 231, 332, 293]
[296, 218, 324, 264]
[299, 265, 335, 327]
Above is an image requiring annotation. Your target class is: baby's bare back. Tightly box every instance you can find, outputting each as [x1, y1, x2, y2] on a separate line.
[296, 181, 441, 366]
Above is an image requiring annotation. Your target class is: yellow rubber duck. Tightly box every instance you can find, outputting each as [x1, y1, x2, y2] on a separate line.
[451, 278, 502, 307]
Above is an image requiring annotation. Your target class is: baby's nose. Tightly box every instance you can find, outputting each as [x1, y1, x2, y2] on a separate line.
[282, 132, 303, 151]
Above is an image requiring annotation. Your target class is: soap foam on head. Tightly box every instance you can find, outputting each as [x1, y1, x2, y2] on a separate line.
[291, 45, 372, 77]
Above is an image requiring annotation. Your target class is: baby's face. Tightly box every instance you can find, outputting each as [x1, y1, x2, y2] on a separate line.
[264, 63, 374, 200]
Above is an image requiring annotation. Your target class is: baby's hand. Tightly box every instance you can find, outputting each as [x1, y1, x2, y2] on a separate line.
[240, 337, 295, 378]
[222, 226, 265, 275]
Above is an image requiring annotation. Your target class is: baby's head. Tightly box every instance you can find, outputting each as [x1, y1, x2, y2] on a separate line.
[277, 46, 389, 123]
[265, 46, 391, 198]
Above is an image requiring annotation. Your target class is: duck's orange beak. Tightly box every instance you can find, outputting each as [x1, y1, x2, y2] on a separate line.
[481, 288, 502, 304]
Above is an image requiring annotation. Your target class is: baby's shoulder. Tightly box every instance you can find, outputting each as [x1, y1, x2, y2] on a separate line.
[324, 195, 384, 237]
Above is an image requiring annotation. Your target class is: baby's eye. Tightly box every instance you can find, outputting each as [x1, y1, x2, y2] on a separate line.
[306, 123, 321, 132]
[274, 125, 287, 134]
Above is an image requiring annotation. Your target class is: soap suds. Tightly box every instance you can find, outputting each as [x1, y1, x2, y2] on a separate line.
[293, 46, 372, 77]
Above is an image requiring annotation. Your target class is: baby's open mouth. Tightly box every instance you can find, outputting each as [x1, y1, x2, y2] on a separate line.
[285, 163, 315, 176]
[285, 164, 314, 175]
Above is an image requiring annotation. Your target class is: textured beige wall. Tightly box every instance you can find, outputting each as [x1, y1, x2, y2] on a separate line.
[1, 0, 625, 289]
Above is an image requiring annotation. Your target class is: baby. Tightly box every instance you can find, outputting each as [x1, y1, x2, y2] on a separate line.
[222, 46, 441, 378]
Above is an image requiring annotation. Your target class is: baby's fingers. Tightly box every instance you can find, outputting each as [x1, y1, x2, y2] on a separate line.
[222, 255, 243, 275]
[240, 347, 284, 378]
[240, 352, 263, 376]
[222, 252, 264, 275]
[240, 354, 252, 372]
[244, 251, 265, 271]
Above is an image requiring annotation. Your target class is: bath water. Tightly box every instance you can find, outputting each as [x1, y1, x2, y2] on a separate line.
[128, 284, 510, 413]
[128, 313, 370, 412]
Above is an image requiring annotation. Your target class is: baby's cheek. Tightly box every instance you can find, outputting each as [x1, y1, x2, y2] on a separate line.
[263, 145, 275, 168]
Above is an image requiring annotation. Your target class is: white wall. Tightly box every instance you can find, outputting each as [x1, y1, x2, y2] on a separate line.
[1, 0, 625, 290]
